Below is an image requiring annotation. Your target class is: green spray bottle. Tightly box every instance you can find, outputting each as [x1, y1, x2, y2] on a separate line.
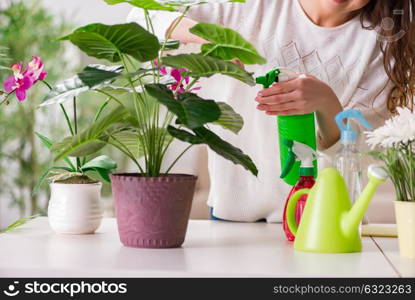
[256, 68, 317, 185]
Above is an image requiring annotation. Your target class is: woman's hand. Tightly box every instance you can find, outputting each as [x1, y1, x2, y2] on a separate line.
[255, 74, 343, 149]
[255, 74, 337, 116]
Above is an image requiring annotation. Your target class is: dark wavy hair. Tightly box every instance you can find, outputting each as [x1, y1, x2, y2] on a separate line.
[361, 0, 415, 113]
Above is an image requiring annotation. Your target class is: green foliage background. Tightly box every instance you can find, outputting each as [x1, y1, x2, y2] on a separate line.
[0, 0, 75, 216]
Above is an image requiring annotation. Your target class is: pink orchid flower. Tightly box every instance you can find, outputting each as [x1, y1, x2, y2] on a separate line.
[2, 57, 47, 102]
[156, 61, 201, 94]
[3, 63, 34, 101]
[26, 56, 48, 81]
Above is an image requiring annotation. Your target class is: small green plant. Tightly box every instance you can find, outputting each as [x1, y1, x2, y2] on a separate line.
[41, 0, 263, 177]
[34, 92, 118, 189]
[1, 56, 117, 192]
[366, 107, 415, 202]
[34, 132, 117, 190]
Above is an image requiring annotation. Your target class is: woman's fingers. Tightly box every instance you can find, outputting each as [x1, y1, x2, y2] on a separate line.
[256, 90, 298, 104]
[265, 109, 303, 116]
[257, 100, 306, 112]
[257, 77, 299, 97]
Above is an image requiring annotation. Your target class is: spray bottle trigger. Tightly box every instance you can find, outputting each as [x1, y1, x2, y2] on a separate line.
[255, 69, 281, 89]
[280, 139, 295, 179]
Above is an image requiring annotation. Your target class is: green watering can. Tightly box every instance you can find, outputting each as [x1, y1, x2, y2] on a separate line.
[286, 165, 388, 253]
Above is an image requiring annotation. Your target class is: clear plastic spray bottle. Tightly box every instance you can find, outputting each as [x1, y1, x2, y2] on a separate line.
[334, 110, 372, 206]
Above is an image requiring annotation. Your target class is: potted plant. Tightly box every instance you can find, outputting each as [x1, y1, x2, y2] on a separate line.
[38, 89, 118, 234]
[1, 55, 118, 234]
[366, 107, 415, 258]
[43, 0, 263, 248]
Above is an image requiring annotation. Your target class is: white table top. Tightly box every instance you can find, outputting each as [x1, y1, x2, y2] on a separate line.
[0, 217, 410, 278]
[372, 237, 415, 278]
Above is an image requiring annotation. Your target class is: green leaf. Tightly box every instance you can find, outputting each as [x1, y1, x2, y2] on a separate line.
[41, 64, 124, 106]
[162, 54, 255, 85]
[162, 39, 180, 50]
[61, 23, 160, 63]
[41, 75, 88, 106]
[108, 131, 145, 158]
[104, 0, 177, 11]
[0, 215, 40, 234]
[190, 23, 266, 65]
[78, 64, 124, 87]
[167, 126, 204, 144]
[109, 128, 172, 159]
[100, 85, 134, 95]
[169, 126, 257, 176]
[81, 155, 117, 171]
[145, 84, 221, 128]
[54, 137, 108, 160]
[35, 132, 76, 169]
[213, 102, 243, 134]
[35, 132, 53, 149]
[51, 105, 129, 160]
[195, 127, 257, 176]
[109, 91, 158, 128]
[32, 166, 74, 195]
[88, 167, 112, 182]
[81, 155, 117, 183]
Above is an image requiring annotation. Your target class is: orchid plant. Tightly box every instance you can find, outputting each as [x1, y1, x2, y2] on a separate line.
[41, 0, 263, 177]
[366, 107, 415, 202]
[1, 56, 117, 189]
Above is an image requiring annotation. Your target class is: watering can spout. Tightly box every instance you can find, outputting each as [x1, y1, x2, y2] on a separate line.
[341, 165, 388, 237]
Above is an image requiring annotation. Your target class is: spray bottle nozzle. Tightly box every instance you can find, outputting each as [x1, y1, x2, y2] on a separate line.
[335, 109, 373, 144]
[280, 140, 317, 179]
[255, 68, 300, 89]
[256, 69, 281, 89]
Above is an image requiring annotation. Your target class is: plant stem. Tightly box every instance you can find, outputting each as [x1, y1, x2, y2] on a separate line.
[60, 104, 74, 136]
[165, 145, 193, 174]
[120, 54, 150, 173]
[73, 97, 81, 171]
[93, 100, 109, 122]
[185, 77, 199, 92]
[108, 133, 145, 174]
[40, 80, 52, 90]
[40, 80, 76, 136]
[0, 92, 12, 105]
[73, 97, 78, 134]
[159, 7, 190, 56]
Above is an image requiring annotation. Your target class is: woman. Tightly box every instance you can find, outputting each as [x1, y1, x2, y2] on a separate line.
[128, 0, 415, 222]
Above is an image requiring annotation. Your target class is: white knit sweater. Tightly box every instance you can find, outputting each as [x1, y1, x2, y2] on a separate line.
[128, 0, 392, 222]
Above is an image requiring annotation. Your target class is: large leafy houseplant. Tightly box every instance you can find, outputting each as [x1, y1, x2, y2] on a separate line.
[42, 0, 265, 247]
[44, 0, 262, 176]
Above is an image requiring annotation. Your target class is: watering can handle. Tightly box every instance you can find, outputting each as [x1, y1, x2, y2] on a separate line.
[286, 188, 310, 236]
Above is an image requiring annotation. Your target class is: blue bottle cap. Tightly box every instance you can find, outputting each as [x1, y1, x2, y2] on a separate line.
[335, 109, 373, 144]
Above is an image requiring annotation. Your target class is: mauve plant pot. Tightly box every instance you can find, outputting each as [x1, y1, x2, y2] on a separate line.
[111, 174, 197, 249]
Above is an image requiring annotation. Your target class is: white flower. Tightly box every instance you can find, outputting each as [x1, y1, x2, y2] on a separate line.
[365, 107, 415, 148]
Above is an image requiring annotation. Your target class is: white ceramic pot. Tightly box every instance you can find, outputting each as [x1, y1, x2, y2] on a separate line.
[48, 182, 103, 234]
[394, 201, 415, 259]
